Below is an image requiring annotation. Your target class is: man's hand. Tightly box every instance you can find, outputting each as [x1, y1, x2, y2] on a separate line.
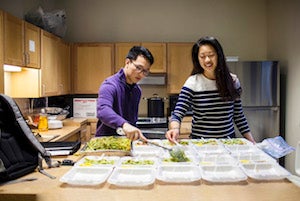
[122, 122, 147, 141]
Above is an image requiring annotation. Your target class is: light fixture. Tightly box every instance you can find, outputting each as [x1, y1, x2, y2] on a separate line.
[3, 64, 22, 72]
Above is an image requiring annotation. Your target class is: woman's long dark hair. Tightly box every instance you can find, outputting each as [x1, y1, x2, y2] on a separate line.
[191, 36, 241, 101]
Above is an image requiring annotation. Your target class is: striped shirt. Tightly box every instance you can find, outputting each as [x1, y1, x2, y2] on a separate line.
[171, 73, 250, 138]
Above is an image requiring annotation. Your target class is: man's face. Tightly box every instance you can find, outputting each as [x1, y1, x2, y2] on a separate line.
[125, 55, 151, 84]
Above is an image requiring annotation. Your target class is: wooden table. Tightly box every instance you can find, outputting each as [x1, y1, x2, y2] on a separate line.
[1, 159, 300, 201]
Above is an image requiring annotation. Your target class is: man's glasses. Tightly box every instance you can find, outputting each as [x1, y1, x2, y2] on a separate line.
[131, 61, 150, 76]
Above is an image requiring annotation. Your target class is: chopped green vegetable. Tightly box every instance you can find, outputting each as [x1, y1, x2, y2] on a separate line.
[168, 148, 189, 162]
[122, 159, 154, 165]
[79, 158, 115, 166]
[86, 136, 131, 151]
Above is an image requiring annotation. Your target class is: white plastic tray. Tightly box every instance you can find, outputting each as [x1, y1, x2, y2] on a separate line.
[156, 165, 201, 183]
[190, 139, 227, 154]
[161, 151, 198, 166]
[107, 168, 156, 187]
[241, 163, 290, 180]
[232, 151, 276, 165]
[200, 165, 247, 183]
[198, 153, 237, 166]
[117, 156, 159, 168]
[60, 166, 113, 186]
[219, 138, 252, 146]
[132, 145, 164, 157]
[74, 156, 120, 167]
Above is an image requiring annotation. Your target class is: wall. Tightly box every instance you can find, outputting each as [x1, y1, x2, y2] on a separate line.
[267, 0, 300, 174]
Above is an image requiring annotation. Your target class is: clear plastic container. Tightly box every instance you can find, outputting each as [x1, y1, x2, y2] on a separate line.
[241, 162, 290, 180]
[38, 109, 48, 131]
[156, 165, 201, 183]
[107, 167, 156, 187]
[60, 166, 113, 185]
[200, 165, 247, 183]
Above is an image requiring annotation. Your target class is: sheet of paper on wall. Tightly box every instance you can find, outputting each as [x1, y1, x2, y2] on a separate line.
[73, 98, 97, 118]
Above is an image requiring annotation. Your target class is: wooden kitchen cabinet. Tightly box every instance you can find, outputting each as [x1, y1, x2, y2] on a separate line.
[114, 42, 140, 72]
[6, 30, 69, 98]
[3, 12, 41, 68]
[73, 43, 114, 94]
[40, 30, 60, 96]
[142, 42, 167, 73]
[167, 43, 194, 93]
[114, 42, 167, 73]
[0, 10, 4, 93]
[57, 40, 71, 95]
[24, 22, 41, 68]
[3, 12, 24, 66]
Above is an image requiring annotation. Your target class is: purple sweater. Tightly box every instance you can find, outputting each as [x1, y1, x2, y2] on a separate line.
[96, 69, 141, 136]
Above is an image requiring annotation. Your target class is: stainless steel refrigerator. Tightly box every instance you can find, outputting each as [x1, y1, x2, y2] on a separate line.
[227, 61, 280, 142]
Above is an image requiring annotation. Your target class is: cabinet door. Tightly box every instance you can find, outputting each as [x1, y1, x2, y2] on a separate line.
[24, 22, 41, 68]
[142, 43, 167, 73]
[41, 30, 59, 96]
[58, 40, 71, 95]
[73, 43, 114, 94]
[167, 43, 194, 93]
[0, 10, 4, 93]
[114, 42, 140, 73]
[4, 12, 24, 66]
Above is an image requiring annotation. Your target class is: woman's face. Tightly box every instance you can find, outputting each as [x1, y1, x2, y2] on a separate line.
[198, 44, 218, 79]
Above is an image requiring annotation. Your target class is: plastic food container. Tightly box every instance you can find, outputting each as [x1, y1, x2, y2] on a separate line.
[107, 168, 156, 187]
[200, 165, 247, 183]
[241, 163, 290, 180]
[131, 140, 165, 157]
[190, 139, 228, 155]
[80, 137, 132, 156]
[74, 156, 120, 167]
[198, 153, 237, 166]
[117, 156, 159, 168]
[156, 165, 201, 183]
[231, 151, 276, 165]
[161, 151, 198, 166]
[60, 166, 113, 186]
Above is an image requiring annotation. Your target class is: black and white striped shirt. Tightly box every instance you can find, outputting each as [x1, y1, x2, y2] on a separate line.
[171, 73, 250, 138]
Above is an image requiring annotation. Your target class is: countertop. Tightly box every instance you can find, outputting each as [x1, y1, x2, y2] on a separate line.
[1, 154, 300, 201]
[33, 118, 88, 142]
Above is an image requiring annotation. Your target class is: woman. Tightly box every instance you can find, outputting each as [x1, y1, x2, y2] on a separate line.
[166, 36, 255, 143]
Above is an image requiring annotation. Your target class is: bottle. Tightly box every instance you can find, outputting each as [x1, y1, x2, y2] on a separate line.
[38, 109, 48, 132]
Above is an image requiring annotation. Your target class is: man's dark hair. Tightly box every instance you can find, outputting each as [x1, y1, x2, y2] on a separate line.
[126, 46, 154, 65]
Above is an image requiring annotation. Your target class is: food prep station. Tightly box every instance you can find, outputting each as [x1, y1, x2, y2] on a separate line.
[60, 137, 291, 186]
[1, 137, 300, 201]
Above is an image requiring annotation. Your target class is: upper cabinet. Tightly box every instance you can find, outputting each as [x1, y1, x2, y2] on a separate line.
[115, 42, 167, 73]
[24, 22, 41, 68]
[40, 30, 60, 96]
[3, 12, 24, 66]
[3, 12, 40, 68]
[0, 10, 4, 93]
[114, 42, 140, 72]
[5, 30, 70, 98]
[167, 43, 194, 94]
[57, 40, 71, 95]
[142, 43, 167, 73]
[72, 43, 114, 94]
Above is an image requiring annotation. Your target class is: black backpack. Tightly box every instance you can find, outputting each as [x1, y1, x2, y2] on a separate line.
[0, 94, 59, 183]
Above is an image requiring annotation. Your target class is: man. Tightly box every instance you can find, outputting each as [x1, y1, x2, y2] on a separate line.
[96, 46, 154, 141]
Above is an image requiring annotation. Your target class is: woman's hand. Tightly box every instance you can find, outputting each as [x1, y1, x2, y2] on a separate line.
[165, 128, 180, 143]
[122, 122, 147, 141]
